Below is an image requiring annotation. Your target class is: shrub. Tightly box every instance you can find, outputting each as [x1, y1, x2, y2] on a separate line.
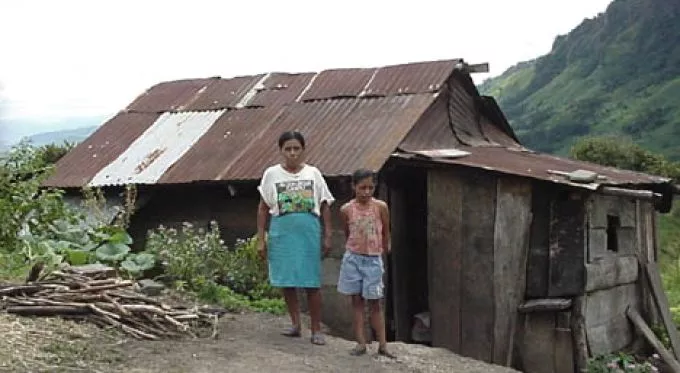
[587, 353, 658, 372]
[145, 221, 284, 314]
[0, 141, 153, 280]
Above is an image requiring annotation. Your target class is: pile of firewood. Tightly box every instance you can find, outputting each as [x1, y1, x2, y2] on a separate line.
[0, 265, 222, 340]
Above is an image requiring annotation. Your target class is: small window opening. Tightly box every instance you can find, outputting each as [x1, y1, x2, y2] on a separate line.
[606, 214, 620, 252]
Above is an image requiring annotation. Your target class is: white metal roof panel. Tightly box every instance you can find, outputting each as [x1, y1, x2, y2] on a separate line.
[88, 110, 225, 186]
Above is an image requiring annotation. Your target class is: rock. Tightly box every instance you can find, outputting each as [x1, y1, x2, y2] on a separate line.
[137, 279, 165, 296]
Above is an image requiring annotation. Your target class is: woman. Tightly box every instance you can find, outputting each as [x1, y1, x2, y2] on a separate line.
[257, 130, 334, 345]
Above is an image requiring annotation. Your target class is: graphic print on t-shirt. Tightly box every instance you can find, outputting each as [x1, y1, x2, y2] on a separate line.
[276, 180, 315, 214]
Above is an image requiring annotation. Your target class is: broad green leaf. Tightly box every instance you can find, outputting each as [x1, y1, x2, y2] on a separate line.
[120, 252, 156, 274]
[109, 230, 133, 245]
[79, 242, 98, 252]
[65, 249, 90, 266]
[95, 243, 130, 262]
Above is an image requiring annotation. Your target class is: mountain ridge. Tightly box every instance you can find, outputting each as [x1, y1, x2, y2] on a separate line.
[479, 0, 680, 159]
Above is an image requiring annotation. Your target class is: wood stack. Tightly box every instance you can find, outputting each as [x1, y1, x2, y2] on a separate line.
[0, 265, 221, 340]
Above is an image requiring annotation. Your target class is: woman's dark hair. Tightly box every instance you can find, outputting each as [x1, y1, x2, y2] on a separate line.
[352, 168, 376, 184]
[278, 131, 306, 149]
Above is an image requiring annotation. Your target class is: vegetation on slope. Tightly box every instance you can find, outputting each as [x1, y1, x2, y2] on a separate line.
[479, 0, 680, 159]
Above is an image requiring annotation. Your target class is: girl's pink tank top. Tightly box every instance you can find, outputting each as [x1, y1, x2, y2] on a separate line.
[345, 199, 384, 256]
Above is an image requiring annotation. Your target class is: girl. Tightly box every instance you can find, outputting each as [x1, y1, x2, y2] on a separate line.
[337, 169, 395, 358]
[257, 130, 334, 346]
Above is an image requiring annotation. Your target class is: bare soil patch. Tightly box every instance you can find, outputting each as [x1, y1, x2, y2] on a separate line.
[1, 311, 519, 373]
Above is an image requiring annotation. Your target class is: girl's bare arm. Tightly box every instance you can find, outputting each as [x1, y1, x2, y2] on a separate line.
[379, 201, 391, 254]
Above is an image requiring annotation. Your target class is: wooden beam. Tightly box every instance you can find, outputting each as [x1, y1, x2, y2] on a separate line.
[518, 298, 572, 313]
[627, 307, 680, 373]
[455, 61, 490, 74]
[646, 262, 680, 361]
[599, 186, 661, 200]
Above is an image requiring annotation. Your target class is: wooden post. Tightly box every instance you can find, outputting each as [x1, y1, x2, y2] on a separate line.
[571, 296, 589, 373]
[646, 262, 680, 360]
[627, 307, 680, 373]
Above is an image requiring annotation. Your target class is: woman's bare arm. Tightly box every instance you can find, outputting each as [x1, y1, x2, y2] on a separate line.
[257, 199, 270, 254]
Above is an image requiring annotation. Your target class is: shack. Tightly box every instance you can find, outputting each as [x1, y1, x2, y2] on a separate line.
[44, 58, 678, 372]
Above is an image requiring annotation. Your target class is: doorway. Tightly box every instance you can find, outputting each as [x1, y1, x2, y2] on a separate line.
[383, 166, 429, 342]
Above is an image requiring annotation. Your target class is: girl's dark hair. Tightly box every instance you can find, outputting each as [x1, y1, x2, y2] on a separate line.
[278, 131, 306, 149]
[352, 168, 376, 184]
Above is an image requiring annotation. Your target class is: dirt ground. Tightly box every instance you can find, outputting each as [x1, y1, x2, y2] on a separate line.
[1, 312, 520, 373]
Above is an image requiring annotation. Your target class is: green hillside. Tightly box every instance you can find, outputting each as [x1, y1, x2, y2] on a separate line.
[479, 0, 680, 159]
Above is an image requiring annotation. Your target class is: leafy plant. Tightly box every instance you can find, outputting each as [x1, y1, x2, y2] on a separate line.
[120, 253, 156, 278]
[145, 221, 284, 314]
[587, 353, 658, 372]
[0, 141, 153, 280]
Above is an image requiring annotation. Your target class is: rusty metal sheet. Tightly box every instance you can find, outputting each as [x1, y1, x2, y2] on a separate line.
[399, 93, 463, 151]
[158, 107, 285, 183]
[184, 75, 264, 111]
[247, 73, 316, 107]
[365, 59, 460, 97]
[479, 115, 519, 147]
[89, 110, 225, 186]
[226, 94, 436, 180]
[125, 79, 211, 113]
[43, 112, 161, 188]
[395, 146, 670, 188]
[299, 68, 376, 101]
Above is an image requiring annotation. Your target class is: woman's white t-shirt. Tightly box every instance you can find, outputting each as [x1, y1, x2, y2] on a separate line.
[257, 164, 335, 217]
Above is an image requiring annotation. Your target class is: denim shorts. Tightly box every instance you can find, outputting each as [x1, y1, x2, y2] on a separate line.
[337, 251, 385, 300]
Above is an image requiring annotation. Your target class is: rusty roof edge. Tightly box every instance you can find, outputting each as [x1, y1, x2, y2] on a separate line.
[389, 151, 672, 188]
[525, 149, 673, 183]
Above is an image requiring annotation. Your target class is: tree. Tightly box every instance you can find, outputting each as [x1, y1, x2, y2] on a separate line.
[570, 135, 680, 182]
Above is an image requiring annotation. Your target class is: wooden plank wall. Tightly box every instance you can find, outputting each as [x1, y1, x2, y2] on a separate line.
[548, 192, 586, 296]
[427, 168, 532, 364]
[526, 186, 586, 298]
[427, 168, 463, 351]
[525, 184, 552, 298]
[460, 169, 497, 362]
[492, 177, 533, 365]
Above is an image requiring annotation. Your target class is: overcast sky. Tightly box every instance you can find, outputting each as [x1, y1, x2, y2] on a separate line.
[0, 0, 613, 142]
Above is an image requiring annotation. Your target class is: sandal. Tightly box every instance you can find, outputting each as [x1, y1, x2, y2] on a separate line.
[281, 326, 301, 337]
[310, 332, 326, 345]
[349, 344, 367, 356]
[378, 346, 396, 359]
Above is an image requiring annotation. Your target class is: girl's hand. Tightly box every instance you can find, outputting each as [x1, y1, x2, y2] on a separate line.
[322, 235, 332, 258]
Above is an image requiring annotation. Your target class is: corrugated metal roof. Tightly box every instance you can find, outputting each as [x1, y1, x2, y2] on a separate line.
[393, 146, 671, 189]
[299, 68, 376, 101]
[184, 75, 263, 111]
[365, 59, 460, 96]
[45, 58, 569, 188]
[89, 110, 225, 186]
[399, 94, 464, 151]
[248, 73, 316, 107]
[44, 112, 161, 188]
[224, 94, 437, 180]
[157, 107, 285, 183]
[125, 79, 211, 113]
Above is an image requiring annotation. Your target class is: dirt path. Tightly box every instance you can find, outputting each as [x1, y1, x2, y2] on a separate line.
[117, 313, 520, 373]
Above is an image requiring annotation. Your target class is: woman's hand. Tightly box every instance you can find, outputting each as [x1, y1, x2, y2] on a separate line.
[258, 239, 267, 261]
